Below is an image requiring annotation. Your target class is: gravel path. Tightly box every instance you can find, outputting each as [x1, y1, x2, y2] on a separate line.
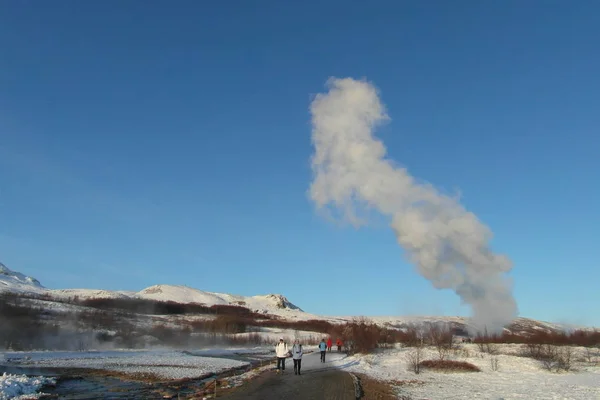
[221, 351, 358, 400]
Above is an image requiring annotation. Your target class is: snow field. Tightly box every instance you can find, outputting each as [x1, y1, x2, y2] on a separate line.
[328, 344, 600, 399]
[2, 350, 248, 380]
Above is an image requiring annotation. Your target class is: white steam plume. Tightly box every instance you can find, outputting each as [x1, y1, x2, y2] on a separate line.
[309, 77, 517, 332]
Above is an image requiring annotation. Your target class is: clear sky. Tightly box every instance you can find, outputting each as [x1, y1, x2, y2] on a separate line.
[1, 1, 599, 326]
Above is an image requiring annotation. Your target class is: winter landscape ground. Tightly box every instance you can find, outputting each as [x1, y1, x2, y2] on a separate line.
[1, 262, 600, 399]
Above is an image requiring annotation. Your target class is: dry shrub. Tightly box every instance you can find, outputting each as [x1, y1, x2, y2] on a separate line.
[584, 346, 600, 364]
[407, 345, 424, 374]
[452, 346, 471, 358]
[354, 373, 401, 400]
[426, 323, 454, 360]
[475, 327, 600, 347]
[475, 340, 500, 355]
[398, 325, 423, 347]
[341, 317, 381, 354]
[556, 346, 574, 371]
[522, 344, 574, 372]
[419, 359, 481, 372]
[490, 355, 500, 371]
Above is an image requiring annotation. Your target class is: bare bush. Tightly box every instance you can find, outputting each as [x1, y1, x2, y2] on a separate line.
[407, 345, 424, 374]
[527, 344, 574, 372]
[400, 325, 423, 348]
[490, 356, 500, 371]
[556, 346, 573, 371]
[522, 343, 544, 359]
[452, 346, 471, 359]
[474, 326, 600, 347]
[584, 346, 599, 364]
[426, 324, 453, 361]
[341, 317, 380, 354]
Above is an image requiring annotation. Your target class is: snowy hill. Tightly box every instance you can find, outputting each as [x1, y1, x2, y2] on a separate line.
[0, 263, 45, 294]
[0, 262, 304, 316]
[137, 285, 303, 314]
[0, 262, 594, 333]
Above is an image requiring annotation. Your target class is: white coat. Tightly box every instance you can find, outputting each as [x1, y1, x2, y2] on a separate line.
[292, 344, 303, 360]
[275, 342, 289, 358]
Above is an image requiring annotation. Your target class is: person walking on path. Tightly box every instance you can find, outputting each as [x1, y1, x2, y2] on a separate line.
[326, 338, 332, 352]
[275, 338, 289, 373]
[291, 339, 303, 375]
[318, 338, 327, 363]
[336, 338, 343, 353]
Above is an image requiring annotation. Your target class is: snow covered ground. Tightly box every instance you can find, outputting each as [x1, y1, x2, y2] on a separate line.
[328, 344, 600, 399]
[1, 349, 250, 380]
[0, 373, 55, 400]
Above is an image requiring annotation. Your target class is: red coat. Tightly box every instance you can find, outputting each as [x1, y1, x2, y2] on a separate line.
[326, 339, 332, 347]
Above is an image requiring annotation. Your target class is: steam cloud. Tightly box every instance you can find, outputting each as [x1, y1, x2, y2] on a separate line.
[309, 77, 518, 332]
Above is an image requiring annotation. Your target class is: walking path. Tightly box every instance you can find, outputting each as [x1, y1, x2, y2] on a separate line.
[221, 351, 360, 400]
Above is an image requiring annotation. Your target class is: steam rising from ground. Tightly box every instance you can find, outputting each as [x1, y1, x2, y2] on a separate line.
[309, 77, 518, 332]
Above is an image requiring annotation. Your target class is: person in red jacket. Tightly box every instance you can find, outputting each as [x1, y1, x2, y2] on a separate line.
[326, 338, 332, 352]
[336, 338, 343, 352]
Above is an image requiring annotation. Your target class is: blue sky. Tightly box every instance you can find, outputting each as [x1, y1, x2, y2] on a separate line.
[1, 1, 599, 326]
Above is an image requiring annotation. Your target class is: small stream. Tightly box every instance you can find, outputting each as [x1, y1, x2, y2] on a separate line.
[0, 351, 273, 399]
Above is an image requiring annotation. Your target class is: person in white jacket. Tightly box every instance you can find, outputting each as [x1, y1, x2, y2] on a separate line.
[291, 339, 303, 375]
[275, 338, 289, 373]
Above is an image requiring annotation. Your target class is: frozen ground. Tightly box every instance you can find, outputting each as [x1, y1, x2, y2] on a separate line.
[0, 344, 337, 398]
[1, 349, 250, 380]
[0, 373, 55, 400]
[327, 344, 600, 400]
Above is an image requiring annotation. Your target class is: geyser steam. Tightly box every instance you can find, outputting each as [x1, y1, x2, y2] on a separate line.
[309, 77, 518, 331]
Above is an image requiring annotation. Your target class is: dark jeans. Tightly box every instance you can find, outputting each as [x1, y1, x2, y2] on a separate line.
[277, 357, 286, 370]
[293, 358, 302, 373]
[320, 350, 326, 362]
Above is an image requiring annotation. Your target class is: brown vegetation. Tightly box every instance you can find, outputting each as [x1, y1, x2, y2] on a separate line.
[354, 373, 404, 400]
[419, 359, 481, 372]
[474, 329, 600, 347]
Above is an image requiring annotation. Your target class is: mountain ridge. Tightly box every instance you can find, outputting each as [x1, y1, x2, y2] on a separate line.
[0, 262, 304, 315]
[0, 261, 595, 333]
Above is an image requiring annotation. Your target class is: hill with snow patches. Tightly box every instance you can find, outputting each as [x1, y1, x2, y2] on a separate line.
[0, 262, 591, 333]
[0, 262, 45, 293]
[0, 262, 306, 317]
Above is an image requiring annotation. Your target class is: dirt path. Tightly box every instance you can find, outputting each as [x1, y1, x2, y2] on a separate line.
[220, 352, 358, 400]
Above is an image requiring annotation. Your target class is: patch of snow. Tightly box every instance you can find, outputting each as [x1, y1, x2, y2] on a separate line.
[329, 344, 600, 399]
[0, 373, 55, 400]
[2, 350, 248, 380]
[51, 289, 135, 300]
[0, 263, 45, 295]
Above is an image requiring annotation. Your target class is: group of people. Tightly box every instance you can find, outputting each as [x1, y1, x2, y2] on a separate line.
[274, 337, 345, 374]
[325, 337, 344, 353]
[275, 338, 304, 374]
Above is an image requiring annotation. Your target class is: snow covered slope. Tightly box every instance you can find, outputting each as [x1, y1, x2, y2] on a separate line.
[53, 288, 135, 300]
[0, 262, 45, 294]
[137, 285, 305, 315]
[0, 261, 595, 333]
[0, 262, 305, 316]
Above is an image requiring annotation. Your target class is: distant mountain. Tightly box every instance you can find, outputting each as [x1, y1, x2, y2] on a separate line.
[0, 261, 594, 334]
[0, 262, 45, 293]
[137, 285, 303, 313]
[0, 262, 304, 316]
